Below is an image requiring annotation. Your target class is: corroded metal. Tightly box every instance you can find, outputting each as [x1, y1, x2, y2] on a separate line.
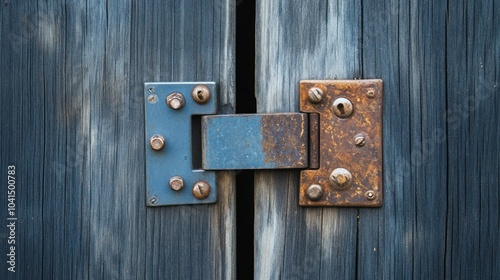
[299, 80, 383, 207]
[308, 87, 324, 103]
[308, 113, 320, 169]
[201, 113, 308, 170]
[169, 176, 184, 191]
[166, 92, 186, 110]
[329, 168, 352, 189]
[332, 97, 354, 118]
[354, 133, 366, 147]
[150, 134, 166, 151]
[191, 85, 211, 104]
[192, 181, 211, 199]
[306, 184, 323, 201]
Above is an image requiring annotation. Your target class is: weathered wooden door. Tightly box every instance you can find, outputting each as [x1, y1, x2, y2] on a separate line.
[1, 1, 235, 279]
[2, 0, 499, 279]
[253, 0, 500, 279]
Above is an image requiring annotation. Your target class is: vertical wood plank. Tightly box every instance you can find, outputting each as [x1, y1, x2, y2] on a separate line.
[0, 0, 235, 279]
[359, 0, 448, 278]
[358, 0, 500, 279]
[445, 0, 500, 279]
[254, 1, 361, 278]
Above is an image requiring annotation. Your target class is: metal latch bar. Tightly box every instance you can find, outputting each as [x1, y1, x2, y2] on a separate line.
[201, 113, 309, 170]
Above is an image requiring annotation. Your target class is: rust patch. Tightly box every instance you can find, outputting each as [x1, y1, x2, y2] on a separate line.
[308, 113, 319, 169]
[261, 113, 308, 168]
[299, 80, 383, 207]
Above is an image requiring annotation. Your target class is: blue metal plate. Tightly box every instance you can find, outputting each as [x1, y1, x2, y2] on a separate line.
[144, 82, 217, 206]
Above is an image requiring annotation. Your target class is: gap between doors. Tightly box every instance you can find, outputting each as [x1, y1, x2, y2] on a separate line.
[235, 0, 256, 278]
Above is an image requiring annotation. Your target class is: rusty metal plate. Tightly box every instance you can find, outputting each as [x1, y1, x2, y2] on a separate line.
[202, 113, 308, 170]
[299, 80, 383, 207]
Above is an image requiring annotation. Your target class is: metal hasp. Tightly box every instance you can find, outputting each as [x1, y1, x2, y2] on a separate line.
[202, 114, 309, 170]
[144, 80, 383, 207]
[299, 80, 383, 207]
[144, 82, 218, 206]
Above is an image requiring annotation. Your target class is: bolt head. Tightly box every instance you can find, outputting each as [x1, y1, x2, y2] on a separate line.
[147, 94, 157, 103]
[365, 190, 376, 200]
[169, 176, 184, 191]
[150, 134, 165, 151]
[366, 89, 376, 98]
[306, 184, 324, 201]
[192, 85, 211, 104]
[333, 98, 353, 118]
[166, 92, 186, 110]
[329, 168, 352, 188]
[192, 181, 211, 199]
[308, 87, 324, 103]
[354, 133, 366, 147]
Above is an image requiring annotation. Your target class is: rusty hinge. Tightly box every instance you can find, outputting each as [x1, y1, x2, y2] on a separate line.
[144, 80, 383, 207]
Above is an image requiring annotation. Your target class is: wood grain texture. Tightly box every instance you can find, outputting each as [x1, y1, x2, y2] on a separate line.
[358, 0, 500, 279]
[0, 1, 235, 279]
[256, 0, 499, 279]
[358, 0, 448, 278]
[444, 1, 500, 278]
[255, 1, 361, 279]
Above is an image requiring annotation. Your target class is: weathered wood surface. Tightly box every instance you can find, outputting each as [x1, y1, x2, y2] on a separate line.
[255, 1, 361, 279]
[0, 1, 235, 279]
[255, 0, 499, 279]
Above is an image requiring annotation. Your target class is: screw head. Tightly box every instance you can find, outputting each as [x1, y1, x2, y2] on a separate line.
[308, 87, 324, 103]
[329, 168, 352, 188]
[192, 85, 211, 104]
[166, 92, 186, 110]
[149, 196, 157, 204]
[147, 94, 157, 103]
[366, 89, 375, 98]
[150, 134, 165, 151]
[332, 98, 354, 118]
[365, 190, 376, 200]
[354, 133, 366, 147]
[169, 176, 184, 191]
[192, 181, 211, 199]
[306, 184, 324, 201]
